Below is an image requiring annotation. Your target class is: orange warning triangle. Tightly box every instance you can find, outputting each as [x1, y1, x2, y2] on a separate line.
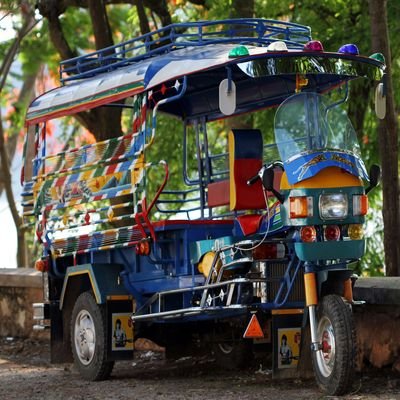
[243, 314, 264, 339]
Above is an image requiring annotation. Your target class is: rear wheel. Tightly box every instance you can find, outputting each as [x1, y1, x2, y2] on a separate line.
[212, 325, 252, 369]
[311, 294, 355, 395]
[71, 291, 114, 381]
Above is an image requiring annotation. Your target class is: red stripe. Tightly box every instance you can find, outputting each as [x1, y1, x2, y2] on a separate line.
[55, 176, 67, 187]
[105, 163, 118, 174]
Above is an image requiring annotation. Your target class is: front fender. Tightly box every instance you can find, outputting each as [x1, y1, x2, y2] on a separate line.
[317, 269, 354, 298]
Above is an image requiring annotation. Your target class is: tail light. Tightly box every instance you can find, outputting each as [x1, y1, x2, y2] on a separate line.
[35, 258, 49, 272]
[353, 194, 368, 216]
[135, 241, 150, 256]
[252, 243, 286, 260]
[300, 226, 317, 242]
[290, 196, 313, 218]
[324, 225, 341, 241]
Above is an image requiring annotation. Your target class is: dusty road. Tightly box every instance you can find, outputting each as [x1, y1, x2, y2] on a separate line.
[1, 338, 400, 400]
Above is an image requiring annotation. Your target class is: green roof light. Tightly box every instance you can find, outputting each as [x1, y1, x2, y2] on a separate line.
[229, 45, 249, 58]
[369, 52, 385, 64]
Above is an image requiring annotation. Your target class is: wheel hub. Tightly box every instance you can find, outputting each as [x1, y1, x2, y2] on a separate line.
[74, 309, 96, 365]
[315, 316, 336, 377]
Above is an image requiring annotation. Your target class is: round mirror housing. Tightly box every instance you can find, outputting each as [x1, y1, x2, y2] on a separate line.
[219, 78, 236, 115]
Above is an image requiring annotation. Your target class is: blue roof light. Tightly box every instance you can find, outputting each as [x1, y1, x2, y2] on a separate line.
[338, 44, 359, 55]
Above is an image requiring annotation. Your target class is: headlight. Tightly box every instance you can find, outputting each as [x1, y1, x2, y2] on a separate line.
[319, 193, 348, 220]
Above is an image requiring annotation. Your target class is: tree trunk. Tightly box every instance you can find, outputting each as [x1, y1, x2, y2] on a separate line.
[0, 68, 39, 196]
[0, 1, 36, 268]
[0, 111, 27, 268]
[231, 0, 254, 18]
[135, 0, 151, 35]
[369, 0, 400, 276]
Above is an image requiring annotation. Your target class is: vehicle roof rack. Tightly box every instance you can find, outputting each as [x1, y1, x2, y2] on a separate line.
[59, 18, 311, 85]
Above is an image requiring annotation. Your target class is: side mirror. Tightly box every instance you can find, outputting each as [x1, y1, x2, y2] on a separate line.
[261, 167, 284, 203]
[219, 78, 236, 115]
[375, 81, 386, 120]
[366, 164, 381, 194]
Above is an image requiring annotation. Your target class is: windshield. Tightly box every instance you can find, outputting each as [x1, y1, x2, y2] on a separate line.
[274, 92, 360, 162]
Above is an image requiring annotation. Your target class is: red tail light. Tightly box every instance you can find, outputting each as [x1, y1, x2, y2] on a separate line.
[135, 241, 150, 256]
[35, 259, 49, 272]
[324, 225, 341, 241]
[300, 226, 317, 242]
[252, 243, 285, 260]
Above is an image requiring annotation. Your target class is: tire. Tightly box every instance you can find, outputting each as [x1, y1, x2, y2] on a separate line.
[311, 294, 355, 395]
[212, 326, 252, 370]
[71, 291, 114, 381]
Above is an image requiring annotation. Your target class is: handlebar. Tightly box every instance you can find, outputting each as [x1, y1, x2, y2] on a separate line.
[247, 174, 260, 186]
[247, 161, 284, 186]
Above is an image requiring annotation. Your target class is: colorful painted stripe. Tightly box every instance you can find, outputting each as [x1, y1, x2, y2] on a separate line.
[26, 81, 145, 126]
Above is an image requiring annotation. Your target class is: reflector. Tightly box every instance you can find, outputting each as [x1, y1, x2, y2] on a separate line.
[243, 314, 264, 338]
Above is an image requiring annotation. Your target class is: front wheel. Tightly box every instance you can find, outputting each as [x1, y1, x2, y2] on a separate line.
[311, 294, 355, 395]
[71, 291, 114, 381]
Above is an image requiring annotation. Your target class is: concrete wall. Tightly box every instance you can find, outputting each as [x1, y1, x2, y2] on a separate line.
[0, 268, 47, 338]
[354, 277, 400, 373]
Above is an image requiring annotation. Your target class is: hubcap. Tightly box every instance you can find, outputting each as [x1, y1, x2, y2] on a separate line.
[315, 315, 336, 377]
[217, 342, 234, 354]
[74, 309, 96, 365]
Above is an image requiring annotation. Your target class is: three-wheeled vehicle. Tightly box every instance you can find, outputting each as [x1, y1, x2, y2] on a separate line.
[23, 19, 385, 395]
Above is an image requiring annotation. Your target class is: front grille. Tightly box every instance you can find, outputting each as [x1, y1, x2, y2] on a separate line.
[267, 262, 305, 304]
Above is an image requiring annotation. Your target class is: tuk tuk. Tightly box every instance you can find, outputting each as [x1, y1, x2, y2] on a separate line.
[23, 19, 385, 395]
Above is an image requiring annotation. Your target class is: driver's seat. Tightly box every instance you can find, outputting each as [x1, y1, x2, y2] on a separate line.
[229, 129, 266, 211]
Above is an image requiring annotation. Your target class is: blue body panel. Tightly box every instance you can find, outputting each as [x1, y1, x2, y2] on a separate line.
[119, 221, 234, 309]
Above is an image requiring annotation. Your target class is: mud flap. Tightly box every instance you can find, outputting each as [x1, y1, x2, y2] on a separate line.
[106, 298, 135, 361]
[272, 310, 303, 379]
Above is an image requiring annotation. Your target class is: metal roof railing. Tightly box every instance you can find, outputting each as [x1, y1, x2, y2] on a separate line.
[59, 18, 311, 84]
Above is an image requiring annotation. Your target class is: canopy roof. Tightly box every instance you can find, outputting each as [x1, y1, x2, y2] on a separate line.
[26, 19, 385, 125]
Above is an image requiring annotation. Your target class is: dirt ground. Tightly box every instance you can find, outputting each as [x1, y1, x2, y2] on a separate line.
[0, 338, 400, 400]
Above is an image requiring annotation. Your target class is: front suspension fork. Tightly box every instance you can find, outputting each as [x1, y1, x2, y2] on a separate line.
[304, 272, 320, 351]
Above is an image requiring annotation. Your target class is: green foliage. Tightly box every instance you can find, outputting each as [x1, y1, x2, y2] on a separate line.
[19, 23, 54, 74]
[60, 7, 94, 54]
[358, 189, 385, 276]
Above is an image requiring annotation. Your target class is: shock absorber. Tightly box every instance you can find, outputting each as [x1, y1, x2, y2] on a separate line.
[304, 270, 321, 351]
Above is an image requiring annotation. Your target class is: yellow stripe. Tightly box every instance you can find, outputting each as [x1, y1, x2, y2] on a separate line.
[81, 169, 93, 181]
[131, 154, 145, 186]
[271, 309, 304, 315]
[107, 295, 133, 301]
[67, 270, 100, 304]
[280, 167, 363, 190]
